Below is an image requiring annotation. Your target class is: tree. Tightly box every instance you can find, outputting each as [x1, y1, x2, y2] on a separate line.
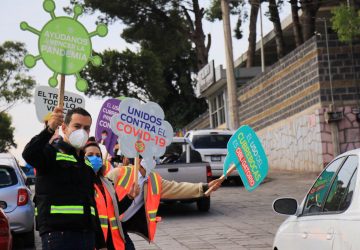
[331, 4, 360, 42]
[207, 0, 245, 40]
[0, 41, 36, 152]
[0, 41, 36, 113]
[181, 0, 212, 70]
[83, 49, 166, 103]
[267, 0, 286, 59]
[73, 0, 208, 127]
[290, 0, 303, 46]
[0, 112, 16, 152]
[300, 0, 322, 41]
[247, 0, 260, 67]
[72, 0, 211, 72]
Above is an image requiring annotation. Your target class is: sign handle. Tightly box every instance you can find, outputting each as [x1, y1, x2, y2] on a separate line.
[58, 74, 65, 108]
[58, 50, 67, 108]
[134, 156, 140, 185]
[133, 134, 141, 185]
[204, 164, 237, 196]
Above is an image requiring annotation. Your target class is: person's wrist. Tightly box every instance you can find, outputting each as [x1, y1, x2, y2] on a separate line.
[46, 125, 55, 134]
[127, 193, 134, 200]
[202, 183, 209, 193]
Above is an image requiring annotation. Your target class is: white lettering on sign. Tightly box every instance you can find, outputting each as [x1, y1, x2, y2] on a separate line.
[44, 31, 89, 46]
[41, 30, 88, 61]
[34, 86, 85, 123]
[197, 60, 215, 94]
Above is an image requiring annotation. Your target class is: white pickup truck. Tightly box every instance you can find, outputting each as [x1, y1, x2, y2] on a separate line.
[155, 137, 213, 211]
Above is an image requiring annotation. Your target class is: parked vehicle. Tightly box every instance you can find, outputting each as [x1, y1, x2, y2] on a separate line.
[0, 208, 12, 250]
[21, 163, 35, 185]
[156, 137, 213, 211]
[0, 153, 35, 247]
[272, 148, 360, 250]
[185, 129, 240, 182]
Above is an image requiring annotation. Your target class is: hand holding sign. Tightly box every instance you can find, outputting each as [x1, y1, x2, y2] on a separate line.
[110, 98, 173, 180]
[205, 125, 268, 195]
[35, 86, 85, 123]
[47, 106, 64, 132]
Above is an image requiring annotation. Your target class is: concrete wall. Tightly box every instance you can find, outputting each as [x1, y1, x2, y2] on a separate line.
[258, 106, 324, 172]
[237, 36, 360, 172]
[184, 111, 210, 131]
[237, 37, 321, 131]
[185, 36, 360, 172]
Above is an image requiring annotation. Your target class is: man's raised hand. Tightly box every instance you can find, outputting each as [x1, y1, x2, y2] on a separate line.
[48, 107, 64, 131]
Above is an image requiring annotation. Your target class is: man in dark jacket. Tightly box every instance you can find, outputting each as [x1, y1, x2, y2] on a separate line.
[22, 107, 97, 250]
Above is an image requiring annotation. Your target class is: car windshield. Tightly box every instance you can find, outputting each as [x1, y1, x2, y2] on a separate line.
[159, 143, 183, 164]
[192, 134, 231, 149]
[0, 166, 18, 188]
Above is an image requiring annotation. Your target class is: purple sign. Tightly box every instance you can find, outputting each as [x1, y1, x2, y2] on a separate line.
[95, 98, 121, 156]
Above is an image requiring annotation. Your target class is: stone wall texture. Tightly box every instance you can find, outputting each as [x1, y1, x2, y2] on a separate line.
[258, 106, 324, 172]
[239, 36, 360, 172]
[184, 111, 210, 131]
[185, 36, 360, 172]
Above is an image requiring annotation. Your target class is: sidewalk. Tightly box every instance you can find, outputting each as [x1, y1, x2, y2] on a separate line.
[131, 169, 319, 250]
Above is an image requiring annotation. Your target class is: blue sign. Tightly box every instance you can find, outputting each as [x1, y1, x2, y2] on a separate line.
[224, 125, 268, 191]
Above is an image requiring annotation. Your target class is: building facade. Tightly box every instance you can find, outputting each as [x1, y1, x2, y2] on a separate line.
[188, 35, 360, 172]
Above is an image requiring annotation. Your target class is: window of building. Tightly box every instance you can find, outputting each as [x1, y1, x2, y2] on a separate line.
[210, 93, 226, 128]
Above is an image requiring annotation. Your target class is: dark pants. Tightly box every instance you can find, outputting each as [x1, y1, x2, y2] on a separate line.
[41, 231, 95, 250]
[124, 231, 135, 250]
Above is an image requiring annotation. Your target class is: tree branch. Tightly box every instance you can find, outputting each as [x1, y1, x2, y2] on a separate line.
[206, 33, 211, 54]
[0, 102, 15, 114]
[181, 5, 195, 34]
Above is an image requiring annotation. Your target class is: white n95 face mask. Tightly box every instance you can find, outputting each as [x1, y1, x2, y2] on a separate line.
[68, 129, 89, 149]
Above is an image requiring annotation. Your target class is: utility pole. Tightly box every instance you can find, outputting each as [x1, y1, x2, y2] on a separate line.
[259, 1, 265, 73]
[221, 0, 239, 130]
[324, 18, 340, 156]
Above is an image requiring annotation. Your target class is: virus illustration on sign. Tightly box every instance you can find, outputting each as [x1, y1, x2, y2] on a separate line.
[20, 0, 107, 92]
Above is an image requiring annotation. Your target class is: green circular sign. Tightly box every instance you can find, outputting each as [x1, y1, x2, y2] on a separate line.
[39, 17, 91, 75]
[20, 0, 108, 92]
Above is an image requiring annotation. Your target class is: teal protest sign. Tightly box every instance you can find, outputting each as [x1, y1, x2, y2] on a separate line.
[224, 125, 268, 191]
[20, 0, 108, 92]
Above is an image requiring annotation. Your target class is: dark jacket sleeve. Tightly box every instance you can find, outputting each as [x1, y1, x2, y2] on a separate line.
[105, 177, 133, 214]
[116, 194, 133, 214]
[94, 208, 106, 249]
[22, 128, 55, 171]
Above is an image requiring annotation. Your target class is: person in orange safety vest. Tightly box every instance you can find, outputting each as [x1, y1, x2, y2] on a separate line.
[106, 159, 221, 249]
[103, 159, 113, 176]
[84, 141, 140, 250]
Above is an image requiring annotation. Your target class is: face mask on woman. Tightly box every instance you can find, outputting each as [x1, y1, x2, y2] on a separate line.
[87, 155, 103, 173]
[68, 129, 89, 149]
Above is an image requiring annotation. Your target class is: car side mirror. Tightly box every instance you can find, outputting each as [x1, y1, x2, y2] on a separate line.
[273, 198, 298, 215]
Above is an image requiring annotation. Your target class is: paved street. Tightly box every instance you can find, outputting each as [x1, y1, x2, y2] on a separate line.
[16, 170, 318, 250]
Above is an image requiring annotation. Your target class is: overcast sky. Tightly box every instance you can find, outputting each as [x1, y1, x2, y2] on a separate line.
[1, 0, 289, 164]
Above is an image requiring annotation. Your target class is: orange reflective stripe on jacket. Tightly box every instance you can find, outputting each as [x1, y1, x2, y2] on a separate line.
[115, 166, 134, 201]
[114, 166, 162, 242]
[103, 160, 113, 176]
[94, 183, 125, 250]
[146, 172, 162, 242]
